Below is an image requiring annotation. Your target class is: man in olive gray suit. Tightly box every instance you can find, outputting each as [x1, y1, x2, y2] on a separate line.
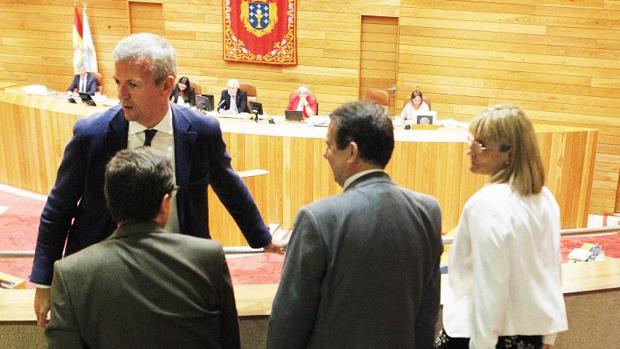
[45, 147, 240, 349]
[267, 101, 443, 348]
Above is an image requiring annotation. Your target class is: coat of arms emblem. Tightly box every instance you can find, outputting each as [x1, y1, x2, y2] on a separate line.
[240, 0, 278, 37]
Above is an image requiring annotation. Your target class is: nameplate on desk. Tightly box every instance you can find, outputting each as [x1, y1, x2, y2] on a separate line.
[411, 124, 440, 130]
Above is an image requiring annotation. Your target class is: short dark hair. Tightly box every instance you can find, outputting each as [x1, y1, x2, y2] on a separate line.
[329, 101, 394, 168]
[104, 147, 175, 224]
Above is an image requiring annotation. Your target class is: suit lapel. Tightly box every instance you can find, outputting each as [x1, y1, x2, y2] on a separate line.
[236, 93, 243, 111]
[172, 106, 197, 187]
[105, 108, 129, 158]
[172, 106, 197, 230]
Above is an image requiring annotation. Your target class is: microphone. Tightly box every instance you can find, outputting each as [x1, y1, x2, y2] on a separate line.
[216, 99, 226, 111]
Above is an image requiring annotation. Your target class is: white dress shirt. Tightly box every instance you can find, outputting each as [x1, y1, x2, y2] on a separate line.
[343, 169, 386, 191]
[442, 183, 567, 348]
[79, 77, 85, 93]
[36, 106, 179, 289]
[229, 94, 238, 114]
[128, 105, 180, 234]
[399, 101, 430, 121]
[295, 97, 306, 111]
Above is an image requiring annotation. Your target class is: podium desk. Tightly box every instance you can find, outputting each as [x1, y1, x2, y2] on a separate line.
[216, 118, 597, 234]
[0, 85, 597, 245]
[1, 260, 618, 349]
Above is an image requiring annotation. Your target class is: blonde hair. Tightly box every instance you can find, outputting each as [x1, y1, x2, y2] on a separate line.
[469, 105, 545, 196]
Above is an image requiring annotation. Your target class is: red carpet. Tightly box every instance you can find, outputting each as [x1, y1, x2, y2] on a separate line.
[0, 186, 617, 288]
[0, 186, 284, 288]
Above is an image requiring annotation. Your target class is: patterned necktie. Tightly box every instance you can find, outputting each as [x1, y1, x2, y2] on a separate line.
[143, 129, 157, 146]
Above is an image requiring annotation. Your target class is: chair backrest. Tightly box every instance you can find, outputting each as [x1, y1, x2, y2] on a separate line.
[239, 82, 257, 112]
[288, 92, 318, 114]
[90, 72, 103, 93]
[366, 88, 389, 110]
[190, 81, 202, 95]
[423, 96, 431, 110]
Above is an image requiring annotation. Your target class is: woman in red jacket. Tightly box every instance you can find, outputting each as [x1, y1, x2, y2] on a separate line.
[287, 85, 318, 119]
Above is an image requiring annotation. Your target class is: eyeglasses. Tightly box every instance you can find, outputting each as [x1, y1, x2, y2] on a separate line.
[467, 135, 510, 154]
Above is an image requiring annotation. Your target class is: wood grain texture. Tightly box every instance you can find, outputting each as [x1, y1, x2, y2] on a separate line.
[0, 0, 617, 213]
[2, 259, 618, 322]
[0, 89, 597, 246]
[359, 16, 399, 115]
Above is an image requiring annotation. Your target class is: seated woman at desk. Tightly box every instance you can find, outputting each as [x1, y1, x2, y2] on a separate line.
[286, 85, 317, 118]
[436, 105, 567, 349]
[169, 76, 196, 106]
[400, 89, 429, 121]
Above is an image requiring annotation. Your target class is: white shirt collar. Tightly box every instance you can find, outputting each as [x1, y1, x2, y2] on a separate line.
[128, 104, 174, 135]
[343, 169, 386, 191]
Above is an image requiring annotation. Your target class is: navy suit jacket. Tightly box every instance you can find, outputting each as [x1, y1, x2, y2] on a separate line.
[218, 90, 248, 113]
[66, 73, 98, 96]
[31, 104, 271, 285]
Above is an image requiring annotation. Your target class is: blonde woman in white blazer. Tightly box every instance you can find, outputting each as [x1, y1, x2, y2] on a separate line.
[436, 105, 568, 349]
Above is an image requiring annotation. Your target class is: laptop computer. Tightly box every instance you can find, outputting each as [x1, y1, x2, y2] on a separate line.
[285, 110, 303, 121]
[249, 101, 263, 115]
[79, 92, 96, 106]
[196, 94, 214, 111]
[416, 111, 438, 125]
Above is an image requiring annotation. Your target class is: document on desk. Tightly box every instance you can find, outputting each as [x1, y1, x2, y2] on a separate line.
[306, 115, 329, 127]
[217, 112, 248, 119]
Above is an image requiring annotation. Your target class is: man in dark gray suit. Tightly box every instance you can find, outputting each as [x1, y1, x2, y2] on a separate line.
[267, 101, 443, 348]
[45, 147, 240, 349]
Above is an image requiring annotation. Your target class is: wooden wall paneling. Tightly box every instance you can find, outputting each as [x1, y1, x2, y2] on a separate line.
[359, 16, 399, 115]
[129, 2, 164, 35]
[397, 1, 620, 213]
[0, 88, 596, 242]
[0, 0, 129, 95]
[208, 171, 269, 247]
[1, 0, 618, 215]
[0, 90, 87, 194]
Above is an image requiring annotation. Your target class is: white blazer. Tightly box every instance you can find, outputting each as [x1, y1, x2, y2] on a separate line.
[442, 183, 568, 348]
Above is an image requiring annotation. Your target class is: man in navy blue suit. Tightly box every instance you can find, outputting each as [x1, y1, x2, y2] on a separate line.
[66, 64, 98, 96]
[33, 33, 285, 328]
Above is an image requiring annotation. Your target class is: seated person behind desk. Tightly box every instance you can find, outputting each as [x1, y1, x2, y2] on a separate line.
[218, 79, 247, 114]
[46, 147, 240, 349]
[169, 76, 196, 106]
[286, 85, 317, 119]
[66, 64, 97, 96]
[400, 89, 429, 121]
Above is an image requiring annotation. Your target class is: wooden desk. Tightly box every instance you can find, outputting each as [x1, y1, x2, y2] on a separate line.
[217, 119, 597, 232]
[1, 260, 617, 349]
[0, 283, 279, 349]
[0, 85, 597, 242]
